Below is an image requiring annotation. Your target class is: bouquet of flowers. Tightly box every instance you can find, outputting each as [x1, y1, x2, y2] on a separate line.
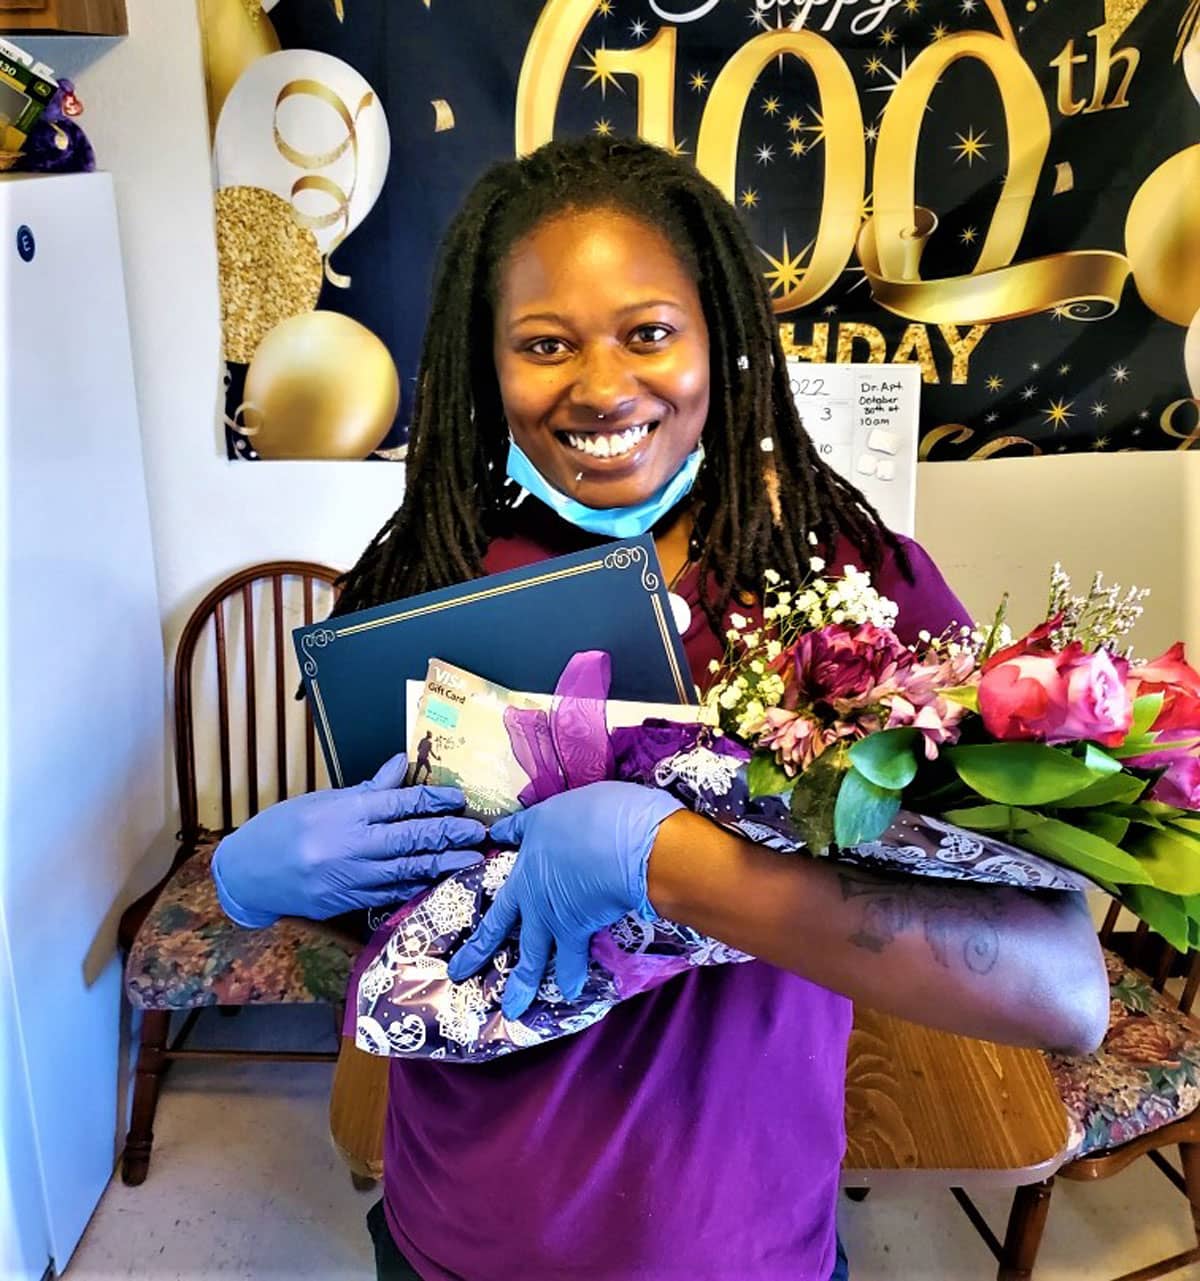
[345, 554, 1199, 1064]
[707, 556, 1200, 951]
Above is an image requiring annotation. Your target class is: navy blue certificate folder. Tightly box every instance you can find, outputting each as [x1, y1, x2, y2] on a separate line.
[293, 534, 695, 788]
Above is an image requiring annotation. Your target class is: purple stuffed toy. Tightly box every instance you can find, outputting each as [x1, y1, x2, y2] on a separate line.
[16, 78, 95, 174]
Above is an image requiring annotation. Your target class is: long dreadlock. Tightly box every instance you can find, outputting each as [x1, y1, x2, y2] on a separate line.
[332, 136, 908, 630]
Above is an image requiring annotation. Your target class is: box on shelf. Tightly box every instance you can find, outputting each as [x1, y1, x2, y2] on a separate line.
[0, 38, 57, 156]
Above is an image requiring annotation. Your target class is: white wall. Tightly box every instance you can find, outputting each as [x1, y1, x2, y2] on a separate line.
[918, 451, 1200, 662]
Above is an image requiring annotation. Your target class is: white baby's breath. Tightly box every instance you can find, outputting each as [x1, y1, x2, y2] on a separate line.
[704, 557, 905, 739]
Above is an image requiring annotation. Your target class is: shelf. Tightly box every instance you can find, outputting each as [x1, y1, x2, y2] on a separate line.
[0, 0, 127, 35]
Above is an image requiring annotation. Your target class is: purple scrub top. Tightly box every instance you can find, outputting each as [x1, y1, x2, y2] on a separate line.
[379, 505, 968, 1280]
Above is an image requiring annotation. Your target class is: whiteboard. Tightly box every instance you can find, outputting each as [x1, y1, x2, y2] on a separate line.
[786, 362, 921, 536]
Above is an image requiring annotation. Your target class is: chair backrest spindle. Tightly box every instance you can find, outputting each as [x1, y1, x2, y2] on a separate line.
[1153, 944, 1177, 993]
[213, 598, 234, 834]
[174, 562, 339, 844]
[1098, 901, 1122, 947]
[242, 581, 259, 819]
[304, 575, 317, 795]
[273, 575, 288, 804]
[1181, 954, 1200, 1015]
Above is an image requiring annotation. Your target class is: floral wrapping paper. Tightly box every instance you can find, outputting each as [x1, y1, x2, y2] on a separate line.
[352, 723, 1092, 1062]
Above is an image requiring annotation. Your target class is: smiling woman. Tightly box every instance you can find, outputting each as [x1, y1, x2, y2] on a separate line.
[494, 208, 710, 510]
[210, 135, 1106, 1281]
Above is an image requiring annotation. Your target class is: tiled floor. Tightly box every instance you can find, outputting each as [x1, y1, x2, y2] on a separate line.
[66, 1005, 1200, 1280]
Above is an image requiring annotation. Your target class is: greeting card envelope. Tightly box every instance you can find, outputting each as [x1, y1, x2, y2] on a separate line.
[293, 534, 694, 787]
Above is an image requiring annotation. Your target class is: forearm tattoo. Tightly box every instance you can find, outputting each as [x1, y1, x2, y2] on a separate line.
[837, 871, 1002, 975]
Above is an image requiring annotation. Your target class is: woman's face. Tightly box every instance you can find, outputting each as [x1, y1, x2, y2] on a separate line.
[493, 207, 711, 511]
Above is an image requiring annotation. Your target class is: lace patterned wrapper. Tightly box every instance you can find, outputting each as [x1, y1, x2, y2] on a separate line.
[352, 658, 1091, 1063]
[352, 844, 753, 1062]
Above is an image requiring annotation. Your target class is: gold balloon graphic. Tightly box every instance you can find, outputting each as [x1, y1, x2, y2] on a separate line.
[1186, 308, 1200, 399]
[1185, 33, 1200, 106]
[215, 186, 324, 364]
[199, 0, 281, 135]
[1125, 145, 1200, 327]
[241, 312, 401, 459]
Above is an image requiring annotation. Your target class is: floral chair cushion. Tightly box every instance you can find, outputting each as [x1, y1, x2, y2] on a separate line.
[124, 836, 361, 1010]
[1049, 949, 1200, 1160]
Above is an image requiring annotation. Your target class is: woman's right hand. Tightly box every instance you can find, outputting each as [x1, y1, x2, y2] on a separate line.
[210, 752, 487, 928]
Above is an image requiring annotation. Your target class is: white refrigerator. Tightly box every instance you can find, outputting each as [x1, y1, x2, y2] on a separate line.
[0, 173, 165, 1278]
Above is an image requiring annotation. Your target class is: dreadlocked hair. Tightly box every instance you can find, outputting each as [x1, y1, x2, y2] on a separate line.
[331, 135, 909, 632]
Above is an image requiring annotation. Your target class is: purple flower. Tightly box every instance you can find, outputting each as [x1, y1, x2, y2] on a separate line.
[787, 623, 913, 709]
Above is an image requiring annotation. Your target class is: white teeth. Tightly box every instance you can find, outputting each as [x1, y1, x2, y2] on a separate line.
[564, 423, 651, 459]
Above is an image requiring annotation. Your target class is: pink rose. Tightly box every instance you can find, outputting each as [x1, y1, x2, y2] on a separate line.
[1128, 642, 1200, 739]
[1129, 641, 1200, 698]
[1053, 646, 1133, 746]
[1123, 643, 1200, 778]
[979, 621, 1132, 746]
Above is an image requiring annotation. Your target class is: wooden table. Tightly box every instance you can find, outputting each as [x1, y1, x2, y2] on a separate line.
[332, 1006, 1072, 1279]
[843, 1008, 1071, 1281]
[842, 1008, 1070, 1188]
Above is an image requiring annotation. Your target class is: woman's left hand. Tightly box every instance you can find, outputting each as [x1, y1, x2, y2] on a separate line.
[447, 781, 684, 1018]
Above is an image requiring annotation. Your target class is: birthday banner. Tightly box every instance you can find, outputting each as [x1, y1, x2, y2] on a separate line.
[200, 0, 1200, 461]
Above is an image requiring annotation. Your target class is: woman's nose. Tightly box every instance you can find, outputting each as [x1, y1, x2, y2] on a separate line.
[567, 346, 638, 421]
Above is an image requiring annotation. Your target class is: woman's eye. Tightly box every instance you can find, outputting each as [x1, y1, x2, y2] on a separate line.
[527, 338, 569, 358]
[630, 324, 672, 346]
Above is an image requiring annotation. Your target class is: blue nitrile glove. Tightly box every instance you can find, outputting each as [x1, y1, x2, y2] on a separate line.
[447, 781, 684, 1019]
[210, 752, 487, 929]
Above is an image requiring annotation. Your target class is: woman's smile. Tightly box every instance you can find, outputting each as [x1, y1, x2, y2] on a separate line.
[494, 207, 710, 510]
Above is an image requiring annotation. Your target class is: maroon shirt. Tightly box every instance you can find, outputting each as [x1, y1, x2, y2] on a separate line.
[382, 505, 968, 1280]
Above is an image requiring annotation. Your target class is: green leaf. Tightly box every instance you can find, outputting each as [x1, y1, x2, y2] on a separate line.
[1115, 733, 1200, 760]
[848, 728, 920, 790]
[788, 748, 847, 855]
[1052, 772, 1147, 809]
[1120, 885, 1191, 952]
[833, 766, 901, 847]
[1082, 744, 1122, 777]
[1101, 803, 1165, 829]
[1016, 817, 1154, 886]
[944, 743, 1105, 806]
[1076, 811, 1130, 846]
[1169, 818, 1200, 837]
[1128, 827, 1200, 895]
[940, 685, 980, 713]
[941, 804, 1043, 833]
[1129, 692, 1165, 740]
[746, 750, 792, 800]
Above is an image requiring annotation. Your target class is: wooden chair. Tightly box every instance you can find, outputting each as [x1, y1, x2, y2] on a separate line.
[957, 905, 1200, 1281]
[118, 561, 366, 1186]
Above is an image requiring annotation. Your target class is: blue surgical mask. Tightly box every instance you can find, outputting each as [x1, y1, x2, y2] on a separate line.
[505, 437, 704, 538]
